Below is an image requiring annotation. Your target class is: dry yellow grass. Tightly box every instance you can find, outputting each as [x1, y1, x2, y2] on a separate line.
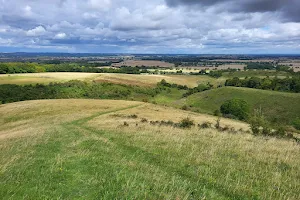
[0, 72, 101, 84]
[94, 73, 223, 87]
[112, 60, 174, 68]
[0, 99, 140, 140]
[88, 103, 249, 131]
[0, 72, 224, 87]
[1, 99, 299, 199]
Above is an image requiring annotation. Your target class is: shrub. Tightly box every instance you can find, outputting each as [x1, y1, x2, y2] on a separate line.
[249, 108, 273, 136]
[213, 109, 221, 117]
[198, 122, 212, 129]
[220, 98, 250, 121]
[160, 120, 175, 127]
[141, 118, 148, 123]
[123, 122, 129, 126]
[215, 117, 221, 129]
[262, 124, 272, 136]
[128, 114, 138, 119]
[249, 108, 265, 135]
[181, 105, 188, 110]
[178, 117, 194, 129]
[274, 126, 287, 138]
[292, 118, 300, 130]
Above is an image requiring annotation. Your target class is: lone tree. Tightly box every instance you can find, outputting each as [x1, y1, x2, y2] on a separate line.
[220, 98, 250, 121]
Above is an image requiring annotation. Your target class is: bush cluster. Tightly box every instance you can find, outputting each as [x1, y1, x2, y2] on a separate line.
[220, 98, 250, 121]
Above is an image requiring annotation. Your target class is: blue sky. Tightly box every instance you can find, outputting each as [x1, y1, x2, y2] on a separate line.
[0, 0, 300, 54]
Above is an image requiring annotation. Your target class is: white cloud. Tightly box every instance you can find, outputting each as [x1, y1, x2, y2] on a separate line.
[26, 26, 46, 36]
[23, 5, 33, 16]
[0, 37, 12, 45]
[54, 32, 67, 39]
[88, 0, 111, 11]
[0, 0, 299, 53]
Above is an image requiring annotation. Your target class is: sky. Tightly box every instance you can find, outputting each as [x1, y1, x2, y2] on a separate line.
[0, 0, 300, 54]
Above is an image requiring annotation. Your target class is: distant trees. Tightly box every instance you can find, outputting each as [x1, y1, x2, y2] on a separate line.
[246, 62, 275, 70]
[157, 79, 189, 90]
[182, 83, 213, 97]
[0, 62, 148, 74]
[225, 76, 300, 93]
[208, 71, 223, 78]
[0, 81, 158, 104]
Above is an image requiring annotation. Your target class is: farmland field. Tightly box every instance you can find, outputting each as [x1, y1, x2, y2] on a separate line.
[112, 60, 174, 68]
[0, 73, 100, 85]
[1, 99, 299, 199]
[0, 72, 225, 87]
[94, 73, 224, 87]
[222, 70, 289, 78]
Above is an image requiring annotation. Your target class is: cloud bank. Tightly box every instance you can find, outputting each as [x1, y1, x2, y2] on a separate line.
[0, 0, 299, 53]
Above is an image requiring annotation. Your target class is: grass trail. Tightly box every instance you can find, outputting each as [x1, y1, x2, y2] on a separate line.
[1, 100, 299, 199]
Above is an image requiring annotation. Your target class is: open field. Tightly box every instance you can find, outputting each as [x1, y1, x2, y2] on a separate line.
[279, 61, 300, 72]
[148, 68, 202, 73]
[0, 99, 299, 199]
[0, 72, 225, 87]
[0, 73, 100, 85]
[178, 64, 246, 71]
[94, 73, 224, 87]
[217, 64, 246, 70]
[222, 70, 290, 78]
[112, 60, 174, 68]
[186, 87, 300, 125]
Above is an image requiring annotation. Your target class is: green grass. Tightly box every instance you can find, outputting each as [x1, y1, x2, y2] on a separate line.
[0, 100, 299, 199]
[186, 87, 300, 125]
[151, 88, 186, 105]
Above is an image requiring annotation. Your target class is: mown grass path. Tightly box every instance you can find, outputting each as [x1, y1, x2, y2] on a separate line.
[61, 104, 251, 199]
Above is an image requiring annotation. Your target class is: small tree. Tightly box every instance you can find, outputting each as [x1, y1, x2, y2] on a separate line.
[220, 98, 250, 121]
[249, 108, 271, 136]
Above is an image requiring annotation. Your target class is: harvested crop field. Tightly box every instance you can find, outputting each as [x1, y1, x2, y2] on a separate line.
[94, 73, 224, 87]
[0, 72, 100, 85]
[112, 60, 174, 68]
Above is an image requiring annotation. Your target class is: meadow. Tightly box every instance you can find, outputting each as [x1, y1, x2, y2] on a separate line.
[1, 99, 299, 199]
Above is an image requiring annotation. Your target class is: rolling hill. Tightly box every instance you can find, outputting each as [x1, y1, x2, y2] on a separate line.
[1, 99, 299, 199]
[186, 87, 300, 125]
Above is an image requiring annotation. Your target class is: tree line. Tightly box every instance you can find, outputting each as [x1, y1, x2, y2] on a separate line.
[225, 76, 300, 93]
[0, 80, 160, 104]
[0, 62, 149, 74]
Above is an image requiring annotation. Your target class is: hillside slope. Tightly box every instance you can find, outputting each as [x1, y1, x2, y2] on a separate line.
[0, 100, 299, 199]
[186, 87, 300, 124]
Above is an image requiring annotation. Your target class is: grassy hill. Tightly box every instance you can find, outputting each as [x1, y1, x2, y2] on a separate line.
[1, 99, 299, 199]
[186, 87, 300, 125]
